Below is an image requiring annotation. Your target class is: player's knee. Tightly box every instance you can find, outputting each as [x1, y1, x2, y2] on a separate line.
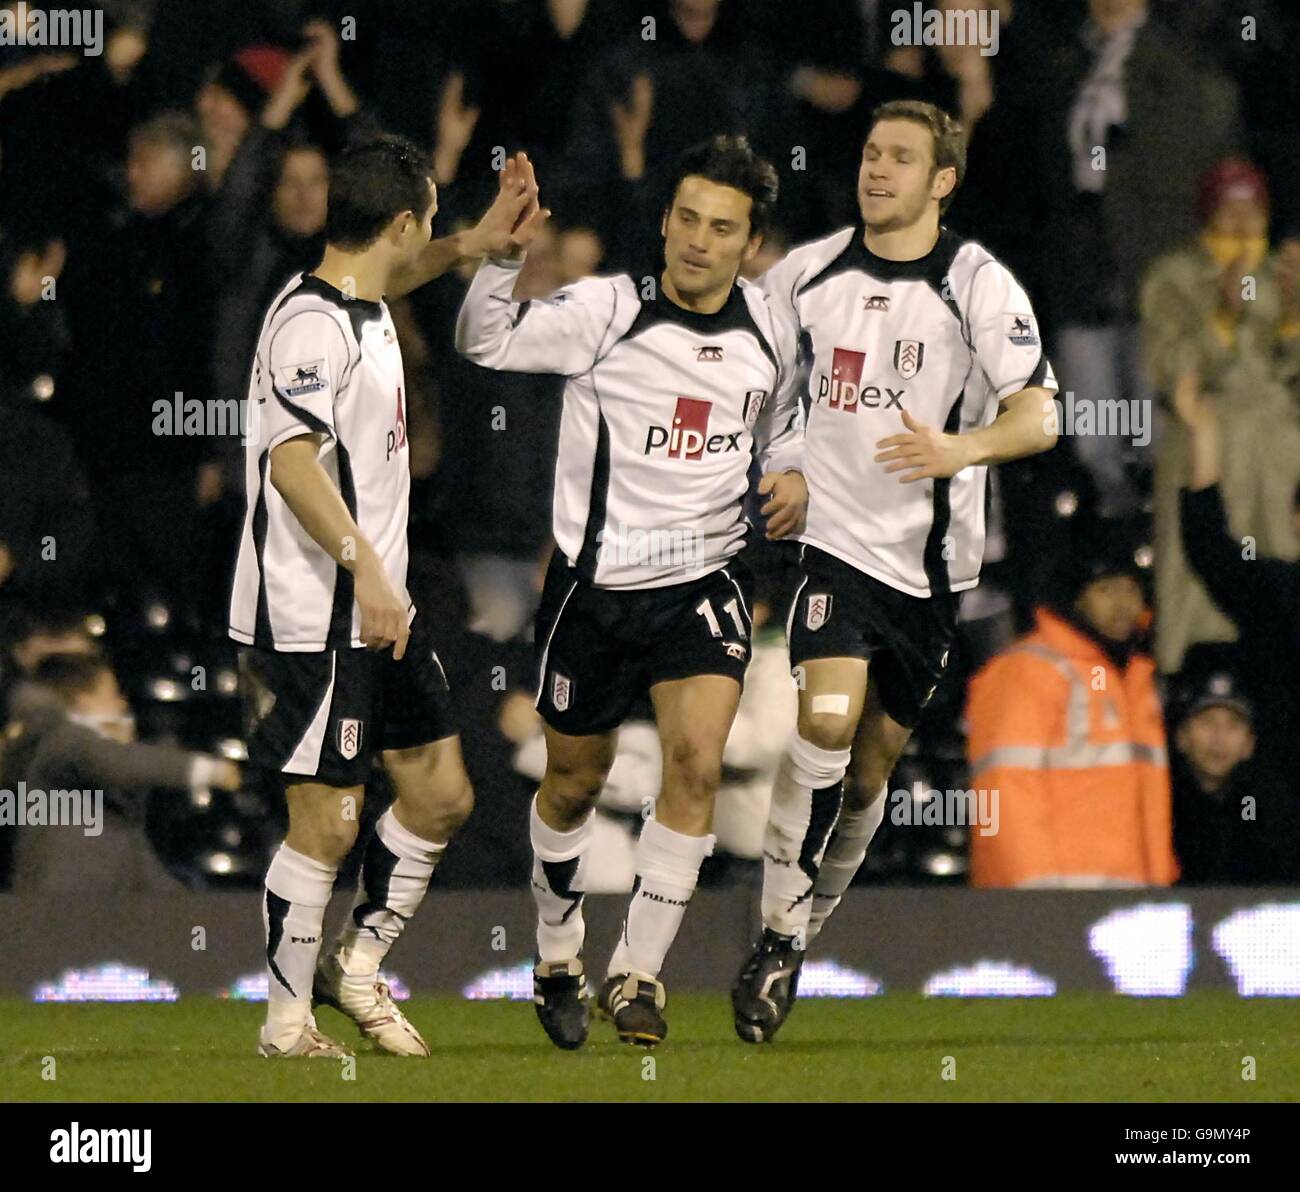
[438, 779, 474, 834]
[541, 762, 606, 819]
[797, 713, 856, 754]
[845, 749, 900, 810]
[664, 738, 723, 803]
[302, 815, 360, 865]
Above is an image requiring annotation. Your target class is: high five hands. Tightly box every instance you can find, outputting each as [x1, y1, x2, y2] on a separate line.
[470, 153, 551, 261]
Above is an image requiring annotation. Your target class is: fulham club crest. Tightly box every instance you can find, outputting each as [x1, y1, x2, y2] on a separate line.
[893, 339, 925, 379]
[743, 389, 766, 428]
[338, 718, 363, 760]
[805, 593, 832, 632]
[551, 672, 573, 712]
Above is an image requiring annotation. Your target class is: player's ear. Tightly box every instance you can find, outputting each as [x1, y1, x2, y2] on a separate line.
[741, 232, 762, 264]
[933, 166, 956, 205]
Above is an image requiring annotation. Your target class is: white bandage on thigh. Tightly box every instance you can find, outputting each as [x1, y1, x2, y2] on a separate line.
[811, 693, 850, 716]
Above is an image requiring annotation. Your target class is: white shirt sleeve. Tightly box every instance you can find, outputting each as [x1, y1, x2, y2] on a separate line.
[966, 260, 1058, 402]
[753, 299, 805, 476]
[455, 258, 622, 377]
[263, 309, 351, 450]
[758, 248, 804, 336]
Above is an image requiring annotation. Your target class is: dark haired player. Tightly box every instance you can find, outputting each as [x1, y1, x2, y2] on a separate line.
[731, 101, 1060, 1042]
[457, 136, 806, 1049]
[229, 136, 540, 1057]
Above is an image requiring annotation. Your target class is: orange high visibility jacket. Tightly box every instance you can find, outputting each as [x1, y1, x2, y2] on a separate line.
[966, 609, 1179, 889]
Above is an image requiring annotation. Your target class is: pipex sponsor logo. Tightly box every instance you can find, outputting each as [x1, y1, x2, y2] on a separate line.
[644, 396, 742, 458]
[50, 1123, 151, 1172]
[817, 348, 905, 412]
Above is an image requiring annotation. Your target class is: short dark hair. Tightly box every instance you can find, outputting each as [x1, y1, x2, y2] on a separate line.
[32, 653, 111, 703]
[664, 135, 779, 238]
[325, 134, 434, 250]
[130, 110, 199, 158]
[868, 100, 967, 214]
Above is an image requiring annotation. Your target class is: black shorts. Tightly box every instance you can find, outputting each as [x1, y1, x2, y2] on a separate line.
[534, 551, 754, 736]
[786, 545, 958, 730]
[239, 616, 456, 788]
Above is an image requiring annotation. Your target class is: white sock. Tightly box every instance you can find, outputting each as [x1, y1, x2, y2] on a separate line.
[336, 808, 445, 976]
[530, 795, 592, 963]
[761, 732, 849, 940]
[263, 844, 337, 1035]
[609, 817, 714, 980]
[806, 790, 886, 943]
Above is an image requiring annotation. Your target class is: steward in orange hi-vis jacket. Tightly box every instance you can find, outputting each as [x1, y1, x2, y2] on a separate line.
[966, 541, 1178, 889]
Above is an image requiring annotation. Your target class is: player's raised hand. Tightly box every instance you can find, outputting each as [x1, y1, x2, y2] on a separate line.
[875, 409, 973, 482]
[469, 152, 550, 260]
[354, 558, 411, 660]
[433, 72, 480, 183]
[262, 47, 315, 130]
[611, 74, 653, 179]
[759, 470, 808, 540]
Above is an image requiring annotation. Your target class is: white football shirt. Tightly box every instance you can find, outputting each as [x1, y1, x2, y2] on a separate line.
[455, 258, 804, 590]
[764, 225, 1058, 597]
[229, 273, 414, 651]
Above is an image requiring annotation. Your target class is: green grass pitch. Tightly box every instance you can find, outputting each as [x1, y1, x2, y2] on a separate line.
[2, 995, 1297, 1102]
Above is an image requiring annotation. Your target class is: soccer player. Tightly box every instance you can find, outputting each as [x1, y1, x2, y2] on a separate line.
[731, 100, 1060, 1042]
[229, 135, 539, 1058]
[456, 136, 807, 1049]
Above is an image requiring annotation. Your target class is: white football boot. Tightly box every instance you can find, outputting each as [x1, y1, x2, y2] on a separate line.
[313, 945, 430, 1057]
[258, 1015, 353, 1058]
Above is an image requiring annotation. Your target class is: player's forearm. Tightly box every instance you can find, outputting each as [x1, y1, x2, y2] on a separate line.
[454, 256, 531, 368]
[268, 440, 382, 575]
[959, 387, 1058, 468]
[1183, 414, 1220, 490]
[389, 228, 488, 299]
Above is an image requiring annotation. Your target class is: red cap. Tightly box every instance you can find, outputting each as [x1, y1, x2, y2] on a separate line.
[231, 45, 293, 95]
[1196, 158, 1270, 226]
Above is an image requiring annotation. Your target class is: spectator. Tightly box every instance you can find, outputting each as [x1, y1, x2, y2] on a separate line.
[1039, 0, 1240, 515]
[0, 229, 69, 407]
[4, 652, 241, 893]
[59, 110, 217, 611]
[0, 232, 94, 607]
[966, 531, 1178, 888]
[1169, 668, 1299, 884]
[1144, 158, 1300, 674]
[556, 0, 776, 254]
[1171, 376, 1300, 779]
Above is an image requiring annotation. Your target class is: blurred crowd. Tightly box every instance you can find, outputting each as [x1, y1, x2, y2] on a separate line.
[1, 0, 1297, 892]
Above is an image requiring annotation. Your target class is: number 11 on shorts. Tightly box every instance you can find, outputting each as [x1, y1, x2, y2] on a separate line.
[696, 597, 746, 638]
